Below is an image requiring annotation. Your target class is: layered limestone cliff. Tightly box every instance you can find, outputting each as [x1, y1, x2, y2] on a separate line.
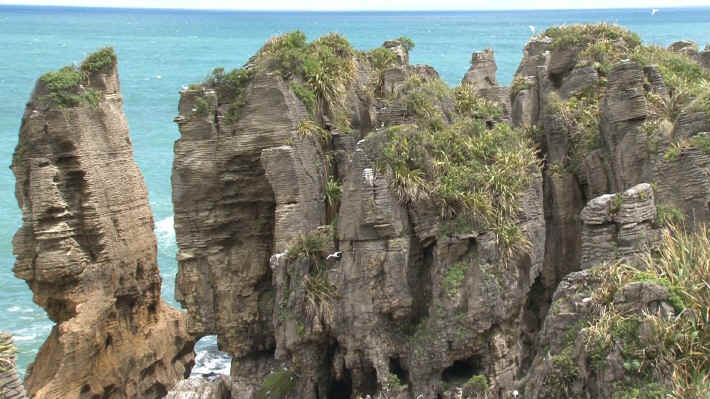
[0, 333, 27, 399]
[11, 49, 195, 398]
[12, 24, 710, 399]
[171, 26, 710, 399]
[173, 34, 544, 398]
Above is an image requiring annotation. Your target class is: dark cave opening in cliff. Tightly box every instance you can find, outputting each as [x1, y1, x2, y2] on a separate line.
[388, 356, 409, 386]
[441, 356, 482, 385]
[327, 368, 353, 399]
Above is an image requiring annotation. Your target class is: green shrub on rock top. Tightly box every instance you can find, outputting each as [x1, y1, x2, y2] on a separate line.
[80, 46, 117, 74]
[38, 49, 110, 109]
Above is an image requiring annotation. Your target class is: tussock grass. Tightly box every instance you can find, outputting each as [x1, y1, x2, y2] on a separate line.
[542, 23, 641, 76]
[584, 224, 710, 398]
[258, 31, 355, 124]
[370, 108, 537, 258]
[286, 229, 338, 324]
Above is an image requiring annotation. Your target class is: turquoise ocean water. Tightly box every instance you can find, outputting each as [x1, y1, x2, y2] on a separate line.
[1, 5, 709, 376]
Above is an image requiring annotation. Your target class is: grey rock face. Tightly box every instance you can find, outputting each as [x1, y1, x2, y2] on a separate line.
[462, 48, 498, 90]
[580, 183, 660, 269]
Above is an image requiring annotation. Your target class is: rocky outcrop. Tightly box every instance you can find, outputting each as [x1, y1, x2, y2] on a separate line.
[11, 49, 195, 398]
[173, 36, 543, 399]
[462, 48, 498, 90]
[0, 333, 27, 399]
[12, 25, 710, 399]
[462, 48, 512, 123]
[165, 376, 231, 399]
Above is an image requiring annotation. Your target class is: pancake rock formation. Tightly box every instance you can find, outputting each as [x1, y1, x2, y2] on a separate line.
[11, 48, 195, 399]
[0, 333, 27, 399]
[11, 24, 710, 399]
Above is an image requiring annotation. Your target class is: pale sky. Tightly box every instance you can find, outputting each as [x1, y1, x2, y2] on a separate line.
[1, 0, 708, 11]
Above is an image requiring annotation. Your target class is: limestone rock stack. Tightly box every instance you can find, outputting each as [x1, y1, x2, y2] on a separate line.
[11, 49, 195, 398]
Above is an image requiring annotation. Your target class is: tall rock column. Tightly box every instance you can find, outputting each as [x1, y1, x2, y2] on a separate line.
[11, 48, 195, 398]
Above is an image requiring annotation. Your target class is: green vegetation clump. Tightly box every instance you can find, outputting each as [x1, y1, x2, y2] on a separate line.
[542, 23, 641, 76]
[258, 31, 354, 125]
[193, 96, 209, 117]
[369, 47, 397, 71]
[324, 177, 341, 209]
[384, 372, 403, 392]
[443, 261, 468, 297]
[463, 375, 489, 395]
[291, 82, 317, 115]
[35, 47, 119, 108]
[286, 229, 338, 323]
[369, 101, 537, 257]
[256, 370, 297, 399]
[286, 229, 329, 262]
[203, 67, 250, 103]
[510, 75, 533, 99]
[396, 36, 416, 52]
[80, 46, 117, 74]
[455, 84, 503, 120]
[584, 224, 710, 398]
[545, 88, 601, 172]
[656, 204, 685, 227]
[39, 66, 101, 108]
[193, 67, 251, 125]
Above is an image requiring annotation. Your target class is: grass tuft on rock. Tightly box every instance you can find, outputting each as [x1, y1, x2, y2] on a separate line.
[256, 370, 297, 399]
[584, 224, 710, 398]
[368, 89, 537, 257]
[258, 31, 354, 122]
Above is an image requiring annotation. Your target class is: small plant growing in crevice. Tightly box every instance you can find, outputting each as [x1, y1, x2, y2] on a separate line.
[324, 176, 342, 222]
[384, 372, 404, 392]
[256, 370, 297, 399]
[192, 96, 209, 117]
[443, 261, 469, 297]
[296, 119, 330, 144]
[286, 229, 339, 324]
[510, 75, 533, 100]
[463, 375, 490, 399]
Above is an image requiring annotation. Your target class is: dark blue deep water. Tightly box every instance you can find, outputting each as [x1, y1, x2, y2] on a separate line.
[1, 5, 709, 375]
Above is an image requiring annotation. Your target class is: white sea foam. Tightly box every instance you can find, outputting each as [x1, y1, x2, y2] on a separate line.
[155, 216, 176, 246]
[8, 306, 20, 312]
[190, 335, 231, 380]
[13, 335, 36, 342]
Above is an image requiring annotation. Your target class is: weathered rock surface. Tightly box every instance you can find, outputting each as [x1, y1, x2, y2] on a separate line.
[11, 52, 194, 398]
[13, 26, 710, 399]
[165, 376, 231, 399]
[461, 48, 498, 90]
[173, 38, 544, 399]
[0, 333, 27, 399]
